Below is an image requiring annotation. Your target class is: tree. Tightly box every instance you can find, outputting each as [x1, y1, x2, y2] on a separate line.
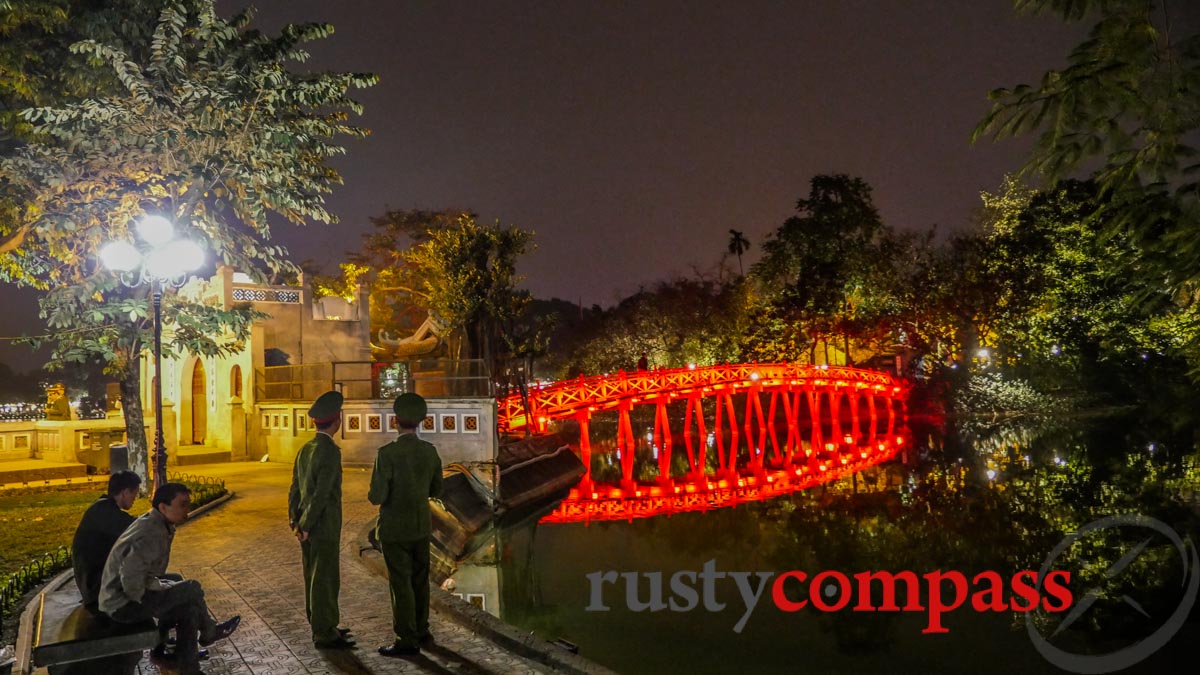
[397, 212, 536, 383]
[973, 0, 1200, 359]
[0, 0, 376, 485]
[727, 229, 750, 277]
[750, 174, 887, 363]
[0, 1, 163, 145]
[564, 274, 748, 376]
[311, 209, 470, 359]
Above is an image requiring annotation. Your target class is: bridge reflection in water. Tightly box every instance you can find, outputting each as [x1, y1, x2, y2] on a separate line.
[498, 363, 911, 524]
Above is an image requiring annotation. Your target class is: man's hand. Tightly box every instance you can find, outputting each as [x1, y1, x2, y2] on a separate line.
[295, 529, 309, 543]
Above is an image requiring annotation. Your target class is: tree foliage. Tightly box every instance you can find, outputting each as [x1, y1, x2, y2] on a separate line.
[563, 275, 748, 377]
[748, 174, 889, 363]
[974, 0, 1200, 314]
[0, 0, 376, 482]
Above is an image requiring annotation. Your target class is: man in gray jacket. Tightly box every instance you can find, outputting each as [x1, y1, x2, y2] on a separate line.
[100, 482, 240, 674]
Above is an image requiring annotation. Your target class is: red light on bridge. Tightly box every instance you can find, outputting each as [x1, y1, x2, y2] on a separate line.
[819, 464, 827, 471]
[843, 434, 853, 444]
[860, 452, 867, 459]
[896, 436, 904, 444]
[824, 442, 835, 451]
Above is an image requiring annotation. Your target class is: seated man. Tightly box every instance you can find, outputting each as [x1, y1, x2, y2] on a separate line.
[71, 470, 140, 612]
[99, 482, 240, 674]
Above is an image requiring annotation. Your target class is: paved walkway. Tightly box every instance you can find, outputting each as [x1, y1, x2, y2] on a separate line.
[133, 462, 550, 675]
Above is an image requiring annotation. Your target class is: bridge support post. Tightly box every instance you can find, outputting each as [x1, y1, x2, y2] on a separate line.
[654, 401, 673, 488]
[829, 387, 843, 447]
[766, 390, 781, 466]
[867, 394, 878, 444]
[745, 384, 766, 475]
[781, 388, 799, 467]
[617, 400, 636, 492]
[576, 410, 594, 497]
[806, 386, 822, 467]
[684, 393, 707, 484]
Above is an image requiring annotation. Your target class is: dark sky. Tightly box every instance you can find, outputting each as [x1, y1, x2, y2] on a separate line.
[0, 0, 1085, 370]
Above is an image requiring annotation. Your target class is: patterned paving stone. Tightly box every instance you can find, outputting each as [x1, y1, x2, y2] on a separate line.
[134, 463, 551, 675]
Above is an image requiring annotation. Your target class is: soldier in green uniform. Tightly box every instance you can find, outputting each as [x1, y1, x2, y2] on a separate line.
[288, 390, 355, 649]
[369, 392, 443, 657]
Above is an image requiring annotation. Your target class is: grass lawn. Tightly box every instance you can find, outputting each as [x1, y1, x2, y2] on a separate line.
[0, 484, 151, 574]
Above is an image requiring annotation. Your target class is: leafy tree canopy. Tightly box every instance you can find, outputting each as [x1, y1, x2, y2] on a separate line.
[0, 0, 376, 481]
[974, 0, 1200, 293]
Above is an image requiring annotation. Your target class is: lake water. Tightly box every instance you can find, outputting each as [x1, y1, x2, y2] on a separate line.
[475, 406, 1200, 674]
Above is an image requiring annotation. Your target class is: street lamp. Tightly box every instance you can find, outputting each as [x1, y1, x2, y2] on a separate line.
[100, 215, 205, 491]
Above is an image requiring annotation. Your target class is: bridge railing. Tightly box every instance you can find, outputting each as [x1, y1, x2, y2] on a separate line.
[499, 363, 908, 431]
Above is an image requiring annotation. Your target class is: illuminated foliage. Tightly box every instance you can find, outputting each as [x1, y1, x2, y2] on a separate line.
[562, 275, 749, 377]
[748, 174, 889, 363]
[976, 0, 1200, 367]
[0, 0, 375, 481]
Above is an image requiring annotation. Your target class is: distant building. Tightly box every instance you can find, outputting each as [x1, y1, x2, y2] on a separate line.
[142, 266, 371, 463]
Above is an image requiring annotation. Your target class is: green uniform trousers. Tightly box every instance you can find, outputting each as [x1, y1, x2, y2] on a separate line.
[300, 532, 341, 643]
[380, 537, 431, 647]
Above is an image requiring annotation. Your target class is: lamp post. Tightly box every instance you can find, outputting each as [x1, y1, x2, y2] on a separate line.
[100, 215, 205, 492]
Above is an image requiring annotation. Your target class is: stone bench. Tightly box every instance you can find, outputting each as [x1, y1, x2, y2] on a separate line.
[15, 573, 157, 675]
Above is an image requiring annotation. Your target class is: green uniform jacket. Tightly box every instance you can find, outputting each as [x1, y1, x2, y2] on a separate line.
[368, 433, 443, 542]
[288, 432, 343, 535]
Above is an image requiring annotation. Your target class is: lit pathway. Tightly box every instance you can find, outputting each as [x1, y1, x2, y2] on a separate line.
[134, 462, 549, 675]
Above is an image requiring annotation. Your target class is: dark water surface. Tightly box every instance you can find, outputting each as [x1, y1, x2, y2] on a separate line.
[494, 409, 1200, 674]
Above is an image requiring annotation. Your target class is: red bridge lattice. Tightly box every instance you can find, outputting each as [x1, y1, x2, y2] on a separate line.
[497, 364, 912, 524]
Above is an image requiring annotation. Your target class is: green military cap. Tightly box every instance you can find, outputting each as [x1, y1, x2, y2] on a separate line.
[393, 392, 427, 425]
[308, 390, 344, 423]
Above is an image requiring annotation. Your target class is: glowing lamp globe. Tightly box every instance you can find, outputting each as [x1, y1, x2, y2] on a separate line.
[165, 239, 205, 273]
[99, 241, 142, 272]
[136, 215, 175, 247]
[144, 240, 204, 280]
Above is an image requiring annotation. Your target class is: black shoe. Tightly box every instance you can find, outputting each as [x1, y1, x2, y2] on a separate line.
[151, 645, 210, 660]
[338, 626, 353, 637]
[315, 637, 357, 650]
[378, 643, 420, 657]
[418, 633, 435, 647]
[200, 616, 241, 646]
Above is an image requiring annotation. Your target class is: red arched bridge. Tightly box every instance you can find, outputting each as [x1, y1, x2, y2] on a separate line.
[497, 363, 912, 523]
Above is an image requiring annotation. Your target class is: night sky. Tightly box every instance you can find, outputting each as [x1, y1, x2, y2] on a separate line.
[0, 1, 1086, 369]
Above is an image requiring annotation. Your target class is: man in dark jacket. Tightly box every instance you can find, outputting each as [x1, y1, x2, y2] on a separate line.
[100, 482, 240, 675]
[288, 390, 354, 649]
[71, 470, 141, 611]
[369, 392, 443, 657]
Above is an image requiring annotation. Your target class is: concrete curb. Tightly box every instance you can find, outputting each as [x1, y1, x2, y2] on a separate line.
[355, 523, 618, 675]
[186, 490, 234, 520]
